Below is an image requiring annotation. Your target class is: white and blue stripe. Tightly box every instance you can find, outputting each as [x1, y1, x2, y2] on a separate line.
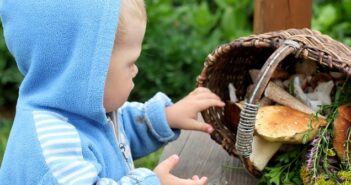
[33, 111, 158, 185]
[33, 111, 98, 185]
[97, 168, 156, 185]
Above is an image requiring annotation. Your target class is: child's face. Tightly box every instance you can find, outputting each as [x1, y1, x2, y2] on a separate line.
[103, 13, 146, 112]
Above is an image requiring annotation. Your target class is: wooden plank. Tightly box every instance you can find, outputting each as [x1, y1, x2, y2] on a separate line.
[160, 130, 257, 185]
[254, 0, 312, 34]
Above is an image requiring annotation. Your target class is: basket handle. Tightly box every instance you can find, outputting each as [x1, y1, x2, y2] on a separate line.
[235, 40, 301, 158]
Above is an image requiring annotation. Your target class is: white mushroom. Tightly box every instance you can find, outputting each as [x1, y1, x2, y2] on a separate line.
[249, 69, 289, 83]
[249, 135, 282, 171]
[294, 76, 312, 107]
[228, 83, 238, 102]
[329, 71, 345, 80]
[265, 81, 314, 115]
[294, 75, 334, 112]
[259, 97, 273, 106]
[308, 80, 333, 105]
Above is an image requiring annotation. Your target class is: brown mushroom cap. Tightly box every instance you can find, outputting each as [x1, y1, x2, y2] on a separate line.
[333, 105, 351, 161]
[255, 106, 326, 143]
[338, 104, 351, 123]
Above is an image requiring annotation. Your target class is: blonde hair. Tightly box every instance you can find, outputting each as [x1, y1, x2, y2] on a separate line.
[115, 0, 146, 44]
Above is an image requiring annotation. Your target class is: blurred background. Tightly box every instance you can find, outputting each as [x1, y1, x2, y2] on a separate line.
[1, 0, 351, 168]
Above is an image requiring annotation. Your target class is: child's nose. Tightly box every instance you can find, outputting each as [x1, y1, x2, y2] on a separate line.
[132, 65, 138, 78]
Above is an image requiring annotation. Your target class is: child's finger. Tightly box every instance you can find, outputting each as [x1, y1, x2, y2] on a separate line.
[192, 175, 200, 180]
[190, 87, 212, 95]
[156, 154, 179, 173]
[197, 99, 225, 110]
[199, 176, 208, 184]
[182, 120, 214, 133]
[193, 91, 223, 101]
[178, 178, 207, 185]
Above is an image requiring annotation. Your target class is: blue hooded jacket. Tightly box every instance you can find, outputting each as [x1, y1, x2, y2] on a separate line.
[0, 0, 179, 184]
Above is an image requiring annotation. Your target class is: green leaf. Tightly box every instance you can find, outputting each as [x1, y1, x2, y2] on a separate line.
[190, 2, 219, 34]
[325, 148, 336, 157]
[316, 4, 338, 30]
[342, 0, 351, 18]
[265, 167, 283, 185]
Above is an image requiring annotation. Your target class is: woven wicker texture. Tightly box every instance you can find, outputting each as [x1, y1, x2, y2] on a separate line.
[196, 28, 351, 177]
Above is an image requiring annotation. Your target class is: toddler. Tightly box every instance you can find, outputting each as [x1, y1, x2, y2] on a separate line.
[0, 0, 224, 184]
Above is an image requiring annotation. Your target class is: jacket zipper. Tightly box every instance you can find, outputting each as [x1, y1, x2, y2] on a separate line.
[108, 111, 132, 170]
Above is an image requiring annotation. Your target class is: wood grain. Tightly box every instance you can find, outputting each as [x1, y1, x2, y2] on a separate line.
[254, 0, 312, 34]
[160, 130, 257, 185]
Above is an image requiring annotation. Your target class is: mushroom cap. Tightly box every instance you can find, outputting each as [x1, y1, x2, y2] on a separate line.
[338, 104, 351, 122]
[333, 105, 351, 161]
[255, 106, 326, 143]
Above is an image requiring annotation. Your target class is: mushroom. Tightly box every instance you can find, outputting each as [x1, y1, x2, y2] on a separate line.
[249, 135, 282, 171]
[238, 105, 325, 176]
[249, 69, 289, 83]
[265, 82, 315, 115]
[224, 83, 242, 133]
[259, 97, 273, 106]
[309, 73, 332, 89]
[294, 75, 334, 112]
[249, 69, 314, 114]
[306, 80, 334, 111]
[329, 71, 345, 80]
[224, 84, 283, 175]
[338, 104, 351, 122]
[224, 101, 241, 134]
[228, 83, 238, 102]
[255, 105, 326, 143]
[295, 60, 317, 76]
[333, 105, 351, 161]
[283, 74, 309, 90]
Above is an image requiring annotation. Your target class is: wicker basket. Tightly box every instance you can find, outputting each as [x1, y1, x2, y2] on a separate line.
[197, 28, 351, 177]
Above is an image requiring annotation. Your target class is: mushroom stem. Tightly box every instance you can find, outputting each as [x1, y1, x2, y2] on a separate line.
[264, 82, 315, 115]
[249, 69, 315, 115]
[250, 135, 282, 171]
[249, 69, 289, 82]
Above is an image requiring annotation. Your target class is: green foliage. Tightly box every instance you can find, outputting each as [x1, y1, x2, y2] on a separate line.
[0, 25, 22, 107]
[258, 146, 306, 185]
[131, 0, 253, 101]
[259, 80, 351, 185]
[0, 118, 11, 163]
[312, 0, 351, 46]
[134, 149, 163, 169]
[131, 0, 253, 168]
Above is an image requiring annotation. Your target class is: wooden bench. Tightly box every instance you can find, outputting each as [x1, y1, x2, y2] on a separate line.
[160, 129, 257, 185]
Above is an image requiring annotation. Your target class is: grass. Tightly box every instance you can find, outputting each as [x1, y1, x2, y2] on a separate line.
[134, 149, 163, 169]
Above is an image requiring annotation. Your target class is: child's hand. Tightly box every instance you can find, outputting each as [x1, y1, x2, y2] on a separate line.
[154, 155, 207, 185]
[166, 87, 225, 133]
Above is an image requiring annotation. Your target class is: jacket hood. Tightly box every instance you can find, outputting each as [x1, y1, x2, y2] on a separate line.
[0, 0, 121, 123]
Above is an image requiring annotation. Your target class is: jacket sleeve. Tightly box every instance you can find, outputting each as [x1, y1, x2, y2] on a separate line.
[39, 161, 161, 185]
[30, 110, 163, 185]
[97, 168, 161, 185]
[119, 92, 181, 159]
